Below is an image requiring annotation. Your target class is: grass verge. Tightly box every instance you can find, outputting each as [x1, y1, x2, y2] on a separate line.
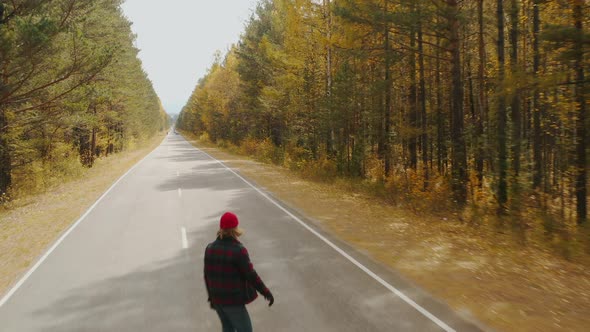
[184, 133, 590, 332]
[0, 133, 165, 297]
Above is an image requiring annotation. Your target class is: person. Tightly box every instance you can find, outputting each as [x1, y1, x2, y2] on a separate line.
[204, 212, 274, 332]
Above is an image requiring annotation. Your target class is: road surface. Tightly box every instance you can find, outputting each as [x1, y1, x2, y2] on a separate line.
[0, 133, 485, 331]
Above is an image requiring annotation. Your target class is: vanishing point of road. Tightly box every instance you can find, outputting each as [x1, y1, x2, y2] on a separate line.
[0, 133, 484, 331]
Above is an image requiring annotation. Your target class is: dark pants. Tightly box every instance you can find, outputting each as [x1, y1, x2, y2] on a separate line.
[214, 305, 253, 332]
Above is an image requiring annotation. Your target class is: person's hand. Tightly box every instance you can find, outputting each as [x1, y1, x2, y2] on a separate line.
[208, 298, 215, 310]
[264, 291, 274, 307]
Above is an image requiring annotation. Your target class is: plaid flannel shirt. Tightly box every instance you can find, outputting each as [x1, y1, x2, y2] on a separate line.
[204, 237, 270, 306]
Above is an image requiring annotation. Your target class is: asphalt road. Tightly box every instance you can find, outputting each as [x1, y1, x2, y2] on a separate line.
[0, 133, 485, 331]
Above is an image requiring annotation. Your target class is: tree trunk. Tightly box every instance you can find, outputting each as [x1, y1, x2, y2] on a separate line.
[476, 0, 486, 187]
[497, 0, 509, 213]
[448, 0, 467, 205]
[572, 0, 586, 224]
[0, 12, 10, 197]
[383, 0, 392, 176]
[510, 0, 521, 181]
[418, 23, 428, 189]
[324, 0, 335, 158]
[78, 127, 92, 168]
[436, 34, 446, 174]
[106, 125, 112, 156]
[91, 127, 97, 159]
[532, 0, 542, 189]
[0, 109, 11, 196]
[409, 29, 418, 170]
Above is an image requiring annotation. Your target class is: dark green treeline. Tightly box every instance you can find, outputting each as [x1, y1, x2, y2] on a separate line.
[0, 0, 168, 198]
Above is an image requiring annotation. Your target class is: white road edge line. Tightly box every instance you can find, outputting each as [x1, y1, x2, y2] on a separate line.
[178, 188, 182, 198]
[0, 145, 160, 308]
[194, 144, 456, 332]
[181, 227, 188, 249]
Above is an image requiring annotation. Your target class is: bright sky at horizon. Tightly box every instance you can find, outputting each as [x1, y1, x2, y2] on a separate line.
[121, 0, 260, 115]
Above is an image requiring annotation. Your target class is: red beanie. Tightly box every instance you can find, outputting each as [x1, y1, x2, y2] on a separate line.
[220, 212, 239, 229]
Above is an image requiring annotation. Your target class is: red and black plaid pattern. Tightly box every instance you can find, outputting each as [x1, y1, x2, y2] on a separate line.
[204, 237, 270, 305]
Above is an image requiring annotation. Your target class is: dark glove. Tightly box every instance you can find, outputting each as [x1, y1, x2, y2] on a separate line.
[208, 298, 214, 310]
[264, 291, 274, 307]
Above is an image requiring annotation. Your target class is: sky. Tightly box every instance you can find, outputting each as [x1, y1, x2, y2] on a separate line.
[121, 0, 260, 115]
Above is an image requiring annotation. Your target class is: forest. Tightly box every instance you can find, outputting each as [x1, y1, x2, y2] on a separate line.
[177, 0, 590, 253]
[0, 0, 168, 200]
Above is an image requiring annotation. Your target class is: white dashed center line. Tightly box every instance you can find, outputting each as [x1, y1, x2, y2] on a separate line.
[181, 227, 188, 249]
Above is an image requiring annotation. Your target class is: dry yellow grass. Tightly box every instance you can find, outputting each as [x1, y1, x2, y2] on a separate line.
[0, 134, 165, 297]
[187, 136, 590, 332]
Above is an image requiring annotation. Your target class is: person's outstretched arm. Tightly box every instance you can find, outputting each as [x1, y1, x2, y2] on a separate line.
[237, 246, 274, 306]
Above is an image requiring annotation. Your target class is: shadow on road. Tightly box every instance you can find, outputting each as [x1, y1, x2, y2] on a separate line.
[32, 243, 209, 331]
[155, 161, 253, 193]
[155, 138, 253, 194]
[155, 136, 205, 163]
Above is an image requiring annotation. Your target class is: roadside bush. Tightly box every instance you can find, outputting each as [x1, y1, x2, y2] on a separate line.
[10, 143, 85, 199]
[385, 169, 453, 214]
[365, 154, 385, 183]
[284, 144, 311, 171]
[299, 157, 338, 182]
[253, 138, 273, 163]
[199, 132, 211, 144]
[216, 139, 240, 154]
[239, 138, 259, 156]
